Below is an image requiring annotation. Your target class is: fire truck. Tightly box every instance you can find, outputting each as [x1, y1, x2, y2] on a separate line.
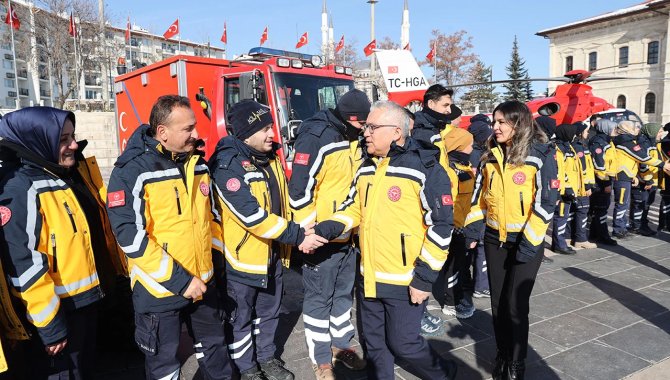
[114, 47, 355, 173]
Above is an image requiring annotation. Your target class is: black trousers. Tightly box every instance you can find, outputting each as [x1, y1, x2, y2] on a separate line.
[26, 304, 98, 380]
[485, 240, 542, 361]
[590, 188, 612, 239]
[134, 281, 232, 380]
[442, 233, 466, 306]
[358, 287, 447, 380]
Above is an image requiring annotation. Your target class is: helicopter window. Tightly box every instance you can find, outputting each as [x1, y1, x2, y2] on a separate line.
[617, 95, 626, 109]
[565, 56, 573, 72]
[588, 52, 597, 71]
[645, 93, 656, 114]
[648, 41, 659, 65]
[619, 47, 629, 68]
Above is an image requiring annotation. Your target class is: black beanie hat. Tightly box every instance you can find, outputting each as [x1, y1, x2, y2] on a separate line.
[468, 119, 493, 145]
[228, 100, 273, 141]
[335, 89, 371, 122]
[535, 115, 556, 138]
[574, 122, 588, 136]
[664, 122, 670, 132]
[445, 105, 463, 122]
[470, 113, 491, 124]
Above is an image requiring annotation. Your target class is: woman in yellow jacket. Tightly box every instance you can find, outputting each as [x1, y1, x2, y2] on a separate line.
[0, 107, 125, 379]
[568, 123, 597, 249]
[551, 124, 581, 255]
[467, 100, 559, 379]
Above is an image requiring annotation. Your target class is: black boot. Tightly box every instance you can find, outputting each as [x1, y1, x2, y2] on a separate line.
[492, 351, 508, 380]
[507, 360, 525, 380]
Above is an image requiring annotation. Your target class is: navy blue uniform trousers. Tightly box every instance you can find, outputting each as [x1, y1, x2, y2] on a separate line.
[613, 180, 632, 234]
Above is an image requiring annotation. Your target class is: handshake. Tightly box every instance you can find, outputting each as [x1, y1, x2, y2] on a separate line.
[299, 223, 329, 254]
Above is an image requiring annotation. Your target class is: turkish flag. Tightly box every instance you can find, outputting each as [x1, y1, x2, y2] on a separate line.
[426, 44, 435, 63]
[68, 12, 76, 37]
[403, 43, 410, 51]
[4, 4, 19, 30]
[335, 35, 344, 53]
[363, 39, 376, 57]
[125, 17, 131, 43]
[388, 66, 398, 74]
[260, 26, 268, 45]
[220, 22, 227, 44]
[163, 19, 179, 39]
[295, 32, 308, 49]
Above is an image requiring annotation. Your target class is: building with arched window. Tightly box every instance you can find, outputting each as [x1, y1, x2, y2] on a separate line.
[537, 0, 670, 124]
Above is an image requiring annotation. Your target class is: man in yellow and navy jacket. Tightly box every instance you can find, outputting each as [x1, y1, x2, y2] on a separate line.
[0, 107, 124, 378]
[210, 100, 325, 380]
[629, 123, 663, 236]
[288, 89, 369, 377]
[106, 95, 232, 380]
[551, 124, 580, 255]
[568, 122, 598, 249]
[314, 101, 457, 380]
[588, 118, 618, 245]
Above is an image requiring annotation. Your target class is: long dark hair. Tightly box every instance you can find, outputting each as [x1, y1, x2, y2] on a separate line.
[481, 100, 547, 166]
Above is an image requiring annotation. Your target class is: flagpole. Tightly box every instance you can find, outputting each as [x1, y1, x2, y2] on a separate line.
[177, 18, 181, 54]
[126, 14, 130, 73]
[433, 40, 437, 83]
[73, 14, 79, 108]
[8, 0, 20, 109]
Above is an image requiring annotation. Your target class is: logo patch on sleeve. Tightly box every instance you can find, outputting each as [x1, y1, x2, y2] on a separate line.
[108, 190, 126, 208]
[0, 206, 12, 226]
[199, 182, 210, 196]
[441, 194, 453, 206]
[294, 153, 310, 166]
[578, 151, 584, 158]
[633, 145, 641, 151]
[512, 171, 526, 185]
[387, 186, 402, 202]
[551, 179, 561, 189]
[226, 178, 241, 192]
[595, 148, 603, 154]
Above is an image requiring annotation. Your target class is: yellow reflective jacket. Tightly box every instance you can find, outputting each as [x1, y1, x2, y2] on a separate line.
[637, 135, 661, 186]
[289, 110, 363, 243]
[315, 139, 454, 299]
[556, 141, 580, 198]
[466, 143, 559, 261]
[613, 134, 664, 182]
[210, 137, 304, 288]
[589, 133, 616, 184]
[107, 125, 222, 314]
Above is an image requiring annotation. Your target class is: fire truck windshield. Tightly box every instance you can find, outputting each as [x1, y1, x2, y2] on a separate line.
[273, 73, 354, 125]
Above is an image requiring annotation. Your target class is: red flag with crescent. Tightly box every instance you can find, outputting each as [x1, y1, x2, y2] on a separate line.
[220, 22, 227, 44]
[335, 35, 344, 53]
[4, 3, 19, 30]
[163, 19, 179, 39]
[295, 32, 308, 49]
[426, 44, 436, 63]
[363, 39, 376, 57]
[260, 26, 268, 45]
[125, 17, 131, 42]
[68, 12, 77, 36]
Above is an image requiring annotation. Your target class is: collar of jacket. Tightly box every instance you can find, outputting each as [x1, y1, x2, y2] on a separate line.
[418, 108, 449, 131]
[614, 133, 636, 145]
[115, 124, 203, 167]
[212, 135, 278, 164]
[327, 108, 360, 142]
[556, 140, 574, 155]
[413, 110, 444, 133]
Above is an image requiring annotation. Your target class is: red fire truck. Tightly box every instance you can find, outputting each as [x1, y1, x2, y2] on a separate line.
[114, 47, 355, 173]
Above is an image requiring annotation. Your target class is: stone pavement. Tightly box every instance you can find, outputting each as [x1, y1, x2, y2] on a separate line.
[97, 223, 670, 380]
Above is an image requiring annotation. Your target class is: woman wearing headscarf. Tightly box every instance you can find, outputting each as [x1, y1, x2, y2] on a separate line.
[0, 107, 126, 379]
[568, 122, 597, 250]
[629, 123, 664, 236]
[588, 119, 618, 245]
[551, 123, 580, 255]
[611, 120, 669, 239]
[466, 101, 559, 379]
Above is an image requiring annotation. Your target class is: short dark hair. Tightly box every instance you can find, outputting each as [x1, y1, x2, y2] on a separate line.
[149, 95, 191, 134]
[422, 84, 453, 107]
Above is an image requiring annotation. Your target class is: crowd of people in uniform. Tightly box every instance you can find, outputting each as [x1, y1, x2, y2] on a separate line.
[0, 84, 669, 380]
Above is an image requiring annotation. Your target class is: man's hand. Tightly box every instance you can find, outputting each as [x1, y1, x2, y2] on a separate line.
[644, 184, 653, 190]
[632, 177, 640, 187]
[663, 162, 670, 176]
[409, 286, 430, 304]
[469, 241, 478, 249]
[299, 234, 328, 254]
[304, 222, 317, 236]
[585, 189, 592, 197]
[604, 186, 612, 193]
[45, 339, 67, 356]
[183, 277, 207, 300]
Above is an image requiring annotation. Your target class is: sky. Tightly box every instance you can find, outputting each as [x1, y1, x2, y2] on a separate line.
[106, 0, 642, 93]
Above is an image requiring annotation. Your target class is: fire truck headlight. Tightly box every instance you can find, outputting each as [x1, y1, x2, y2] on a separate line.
[344, 67, 353, 76]
[334, 66, 344, 74]
[277, 58, 290, 68]
[311, 55, 323, 67]
[291, 59, 304, 69]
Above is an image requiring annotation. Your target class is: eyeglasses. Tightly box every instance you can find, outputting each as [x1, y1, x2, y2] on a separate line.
[363, 123, 398, 134]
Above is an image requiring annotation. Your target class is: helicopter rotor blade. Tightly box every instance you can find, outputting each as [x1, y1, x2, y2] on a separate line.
[448, 77, 570, 88]
[586, 76, 658, 82]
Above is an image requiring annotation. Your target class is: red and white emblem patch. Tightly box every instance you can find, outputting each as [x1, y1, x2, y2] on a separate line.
[551, 179, 561, 189]
[633, 145, 642, 151]
[387, 186, 402, 202]
[512, 172, 526, 185]
[199, 182, 210, 196]
[441, 194, 453, 206]
[595, 148, 603, 154]
[294, 153, 310, 166]
[108, 190, 125, 208]
[0, 206, 11, 226]
[226, 178, 241, 192]
[578, 151, 584, 158]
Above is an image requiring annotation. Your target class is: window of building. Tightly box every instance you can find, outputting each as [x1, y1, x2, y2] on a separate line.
[3, 59, 13, 69]
[617, 95, 626, 109]
[619, 46, 629, 67]
[85, 90, 99, 100]
[5, 97, 15, 107]
[645, 93, 656, 114]
[588, 52, 597, 71]
[4, 79, 13, 87]
[648, 41, 659, 64]
[565, 56, 573, 72]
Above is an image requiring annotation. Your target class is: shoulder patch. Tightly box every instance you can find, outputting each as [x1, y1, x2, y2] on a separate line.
[595, 148, 603, 154]
[387, 186, 402, 202]
[199, 182, 210, 196]
[551, 179, 561, 189]
[226, 178, 241, 192]
[633, 145, 641, 151]
[0, 206, 11, 226]
[441, 194, 453, 206]
[108, 190, 126, 208]
[294, 153, 310, 166]
[512, 171, 526, 185]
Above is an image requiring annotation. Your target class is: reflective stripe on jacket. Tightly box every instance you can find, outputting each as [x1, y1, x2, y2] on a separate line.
[613, 134, 663, 182]
[589, 133, 616, 183]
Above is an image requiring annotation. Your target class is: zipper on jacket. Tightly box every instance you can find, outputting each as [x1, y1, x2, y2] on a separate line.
[51, 233, 58, 273]
[519, 192, 525, 216]
[400, 233, 407, 266]
[333, 200, 337, 213]
[489, 171, 495, 190]
[235, 232, 250, 260]
[63, 202, 77, 233]
[174, 187, 182, 215]
[364, 183, 372, 207]
[263, 193, 268, 210]
[162, 242, 168, 253]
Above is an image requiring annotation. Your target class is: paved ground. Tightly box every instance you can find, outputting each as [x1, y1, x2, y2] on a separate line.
[97, 203, 670, 380]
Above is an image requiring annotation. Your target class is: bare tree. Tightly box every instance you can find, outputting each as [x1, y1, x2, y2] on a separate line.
[334, 37, 359, 68]
[377, 36, 399, 50]
[422, 29, 479, 96]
